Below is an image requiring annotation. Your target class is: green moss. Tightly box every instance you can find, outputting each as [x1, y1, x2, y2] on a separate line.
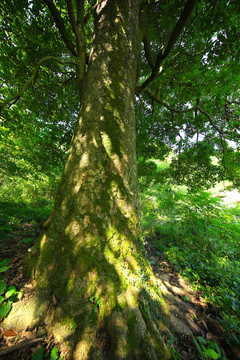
[24, 231, 43, 279]
[24, 252, 37, 279]
[127, 311, 138, 349]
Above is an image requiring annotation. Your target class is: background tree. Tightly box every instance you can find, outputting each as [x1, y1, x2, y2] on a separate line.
[0, 1, 239, 359]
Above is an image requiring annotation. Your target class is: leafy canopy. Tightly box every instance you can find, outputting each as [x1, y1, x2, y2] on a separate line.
[0, 0, 239, 189]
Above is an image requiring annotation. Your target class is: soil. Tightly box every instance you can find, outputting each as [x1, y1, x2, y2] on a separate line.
[0, 223, 239, 359]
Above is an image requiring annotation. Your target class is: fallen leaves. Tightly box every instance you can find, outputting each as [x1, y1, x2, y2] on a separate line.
[21, 330, 36, 340]
[0, 326, 45, 358]
[0, 326, 37, 340]
[1, 327, 18, 337]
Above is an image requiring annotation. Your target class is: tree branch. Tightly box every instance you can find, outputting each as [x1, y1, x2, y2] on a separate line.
[66, 0, 86, 88]
[142, 87, 233, 137]
[61, 73, 77, 87]
[143, 87, 196, 113]
[0, 56, 76, 114]
[43, 0, 77, 57]
[143, 32, 156, 69]
[136, 0, 198, 94]
[160, 0, 198, 61]
[196, 107, 234, 136]
[66, 0, 79, 40]
[76, 0, 85, 25]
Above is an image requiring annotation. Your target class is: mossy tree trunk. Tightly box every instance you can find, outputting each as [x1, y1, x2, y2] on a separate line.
[31, 1, 171, 358]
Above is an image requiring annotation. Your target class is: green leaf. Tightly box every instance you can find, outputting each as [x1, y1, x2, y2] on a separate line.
[0, 296, 4, 304]
[192, 335, 204, 357]
[5, 286, 17, 298]
[0, 301, 11, 317]
[0, 281, 6, 295]
[204, 348, 220, 359]
[31, 347, 44, 360]
[213, 343, 222, 357]
[0, 259, 10, 267]
[0, 266, 9, 273]
[50, 347, 59, 360]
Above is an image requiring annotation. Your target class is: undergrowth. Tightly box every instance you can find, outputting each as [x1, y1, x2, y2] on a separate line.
[1, 160, 240, 355]
[0, 175, 55, 243]
[140, 182, 240, 347]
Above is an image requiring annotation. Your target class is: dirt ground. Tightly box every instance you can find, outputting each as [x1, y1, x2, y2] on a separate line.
[0, 223, 239, 359]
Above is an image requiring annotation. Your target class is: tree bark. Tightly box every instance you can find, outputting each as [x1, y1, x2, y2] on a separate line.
[28, 1, 171, 358]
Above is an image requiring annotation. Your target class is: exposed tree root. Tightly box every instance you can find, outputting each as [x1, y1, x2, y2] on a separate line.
[1, 286, 172, 360]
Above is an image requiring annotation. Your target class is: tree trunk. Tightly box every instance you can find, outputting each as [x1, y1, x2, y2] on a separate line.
[26, 1, 171, 358]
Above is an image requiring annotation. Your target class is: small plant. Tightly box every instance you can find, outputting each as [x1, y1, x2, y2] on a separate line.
[32, 346, 63, 360]
[0, 258, 10, 275]
[0, 258, 23, 319]
[167, 336, 182, 360]
[32, 347, 44, 360]
[90, 296, 101, 313]
[61, 319, 77, 330]
[192, 335, 227, 360]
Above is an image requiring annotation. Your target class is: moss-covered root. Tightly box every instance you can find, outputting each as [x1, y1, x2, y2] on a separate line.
[1, 288, 171, 359]
[45, 294, 171, 360]
[75, 313, 170, 359]
[48, 310, 170, 360]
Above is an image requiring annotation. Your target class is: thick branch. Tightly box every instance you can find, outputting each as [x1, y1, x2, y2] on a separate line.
[160, 0, 198, 61]
[0, 56, 76, 113]
[66, 0, 86, 88]
[143, 87, 232, 137]
[43, 0, 77, 57]
[136, 0, 198, 94]
[76, 0, 85, 25]
[66, 0, 79, 40]
[139, 0, 161, 39]
[143, 32, 156, 69]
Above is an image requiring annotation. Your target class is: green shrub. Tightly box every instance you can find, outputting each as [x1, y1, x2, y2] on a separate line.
[140, 183, 240, 344]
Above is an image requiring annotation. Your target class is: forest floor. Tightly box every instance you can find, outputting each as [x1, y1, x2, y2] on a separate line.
[0, 222, 239, 359]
